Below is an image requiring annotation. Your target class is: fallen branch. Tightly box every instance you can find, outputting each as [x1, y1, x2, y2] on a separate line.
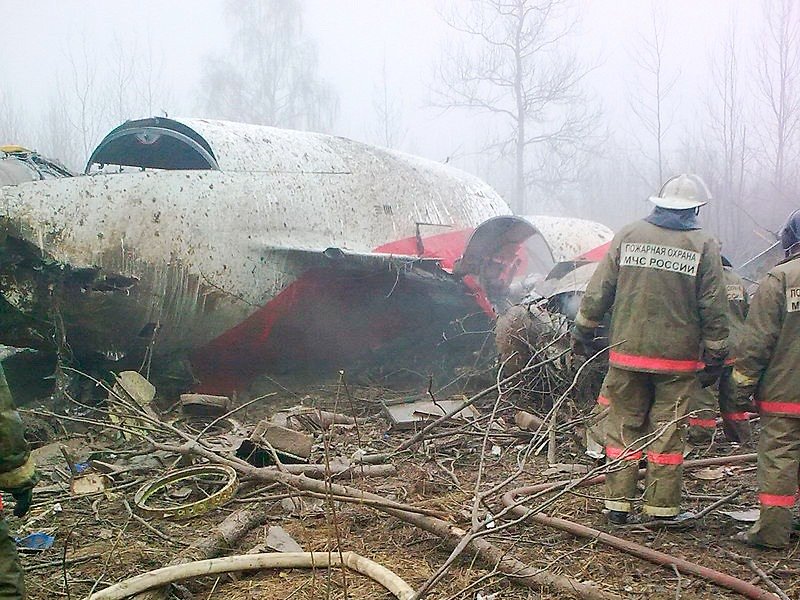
[501, 488, 776, 600]
[131, 504, 271, 600]
[723, 550, 791, 600]
[364, 346, 571, 462]
[155, 439, 616, 600]
[24, 552, 103, 572]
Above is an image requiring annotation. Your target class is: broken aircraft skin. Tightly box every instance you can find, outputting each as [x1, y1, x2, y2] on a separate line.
[0, 146, 74, 186]
[1, 117, 542, 396]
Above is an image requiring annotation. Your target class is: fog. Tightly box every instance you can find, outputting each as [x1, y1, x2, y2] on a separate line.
[1, 0, 797, 262]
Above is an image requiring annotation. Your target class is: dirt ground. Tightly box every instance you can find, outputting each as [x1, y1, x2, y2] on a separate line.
[13, 379, 799, 600]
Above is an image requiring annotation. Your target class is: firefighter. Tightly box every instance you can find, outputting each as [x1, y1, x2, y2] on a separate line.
[0, 364, 37, 598]
[688, 255, 752, 445]
[734, 210, 800, 549]
[571, 174, 728, 524]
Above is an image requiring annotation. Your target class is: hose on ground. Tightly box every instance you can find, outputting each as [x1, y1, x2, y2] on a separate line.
[85, 551, 415, 600]
[501, 452, 775, 600]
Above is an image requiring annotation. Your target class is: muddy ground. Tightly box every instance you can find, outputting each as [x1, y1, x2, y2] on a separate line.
[12, 379, 798, 600]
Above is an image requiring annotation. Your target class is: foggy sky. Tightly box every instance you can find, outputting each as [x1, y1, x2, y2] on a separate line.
[0, 0, 765, 217]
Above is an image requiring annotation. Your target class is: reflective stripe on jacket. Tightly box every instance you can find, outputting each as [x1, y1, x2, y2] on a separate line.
[734, 255, 800, 416]
[576, 219, 728, 374]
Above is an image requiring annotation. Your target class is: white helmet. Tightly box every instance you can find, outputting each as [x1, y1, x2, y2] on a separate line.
[648, 174, 712, 210]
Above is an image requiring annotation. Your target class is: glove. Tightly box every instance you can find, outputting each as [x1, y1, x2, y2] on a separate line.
[701, 345, 729, 368]
[0, 457, 39, 518]
[698, 363, 723, 388]
[11, 487, 33, 518]
[570, 323, 600, 357]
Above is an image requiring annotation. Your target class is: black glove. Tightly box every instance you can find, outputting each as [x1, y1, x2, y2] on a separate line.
[570, 323, 600, 357]
[11, 487, 33, 518]
[698, 363, 723, 388]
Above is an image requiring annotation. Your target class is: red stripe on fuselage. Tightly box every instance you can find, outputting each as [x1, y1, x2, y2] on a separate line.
[373, 228, 473, 271]
[192, 228, 494, 394]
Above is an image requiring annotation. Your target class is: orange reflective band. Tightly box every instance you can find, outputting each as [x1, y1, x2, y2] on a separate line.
[722, 412, 750, 421]
[688, 417, 716, 428]
[597, 395, 611, 406]
[646, 451, 684, 465]
[605, 446, 643, 461]
[758, 401, 800, 415]
[759, 493, 796, 508]
[609, 351, 703, 372]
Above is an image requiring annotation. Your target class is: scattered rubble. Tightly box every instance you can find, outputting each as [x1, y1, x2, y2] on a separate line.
[9, 367, 795, 600]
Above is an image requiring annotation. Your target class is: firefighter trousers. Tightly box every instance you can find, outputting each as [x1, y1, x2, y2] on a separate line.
[747, 415, 800, 549]
[603, 367, 695, 517]
[586, 380, 611, 458]
[0, 517, 25, 599]
[688, 367, 751, 444]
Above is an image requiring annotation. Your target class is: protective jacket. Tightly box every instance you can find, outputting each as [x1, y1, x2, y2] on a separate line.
[723, 267, 749, 361]
[0, 373, 28, 479]
[734, 254, 800, 416]
[0, 365, 30, 599]
[0, 370, 30, 508]
[577, 219, 729, 373]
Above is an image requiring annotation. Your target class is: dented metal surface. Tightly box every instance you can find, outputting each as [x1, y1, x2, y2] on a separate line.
[520, 215, 613, 264]
[0, 118, 512, 391]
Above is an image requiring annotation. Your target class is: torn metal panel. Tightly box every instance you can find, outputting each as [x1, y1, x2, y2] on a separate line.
[0, 147, 74, 186]
[537, 261, 600, 298]
[382, 396, 481, 430]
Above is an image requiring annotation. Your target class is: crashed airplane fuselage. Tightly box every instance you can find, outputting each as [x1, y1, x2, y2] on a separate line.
[1, 118, 532, 393]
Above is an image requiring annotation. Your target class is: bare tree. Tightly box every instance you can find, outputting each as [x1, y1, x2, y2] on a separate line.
[103, 33, 172, 123]
[0, 87, 23, 145]
[137, 31, 172, 117]
[200, 0, 338, 132]
[60, 37, 106, 163]
[627, 4, 678, 186]
[34, 94, 82, 171]
[755, 0, 800, 205]
[431, 0, 602, 213]
[105, 34, 137, 124]
[370, 55, 407, 149]
[700, 16, 754, 254]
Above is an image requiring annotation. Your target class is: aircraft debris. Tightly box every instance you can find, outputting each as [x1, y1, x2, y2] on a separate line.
[236, 420, 313, 465]
[69, 472, 109, 496]
[382, 396, 481, 431]
[264, 525, 304, 553]
[133, 464, 239, 520]
[179, 393, 231, 417]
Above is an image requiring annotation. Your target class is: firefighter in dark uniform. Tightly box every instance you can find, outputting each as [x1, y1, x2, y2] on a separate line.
[688, 255, 752, 445]
[572, 174, 728, 524]
[0, 364, 37, 598]
[734, 210, 800, 548]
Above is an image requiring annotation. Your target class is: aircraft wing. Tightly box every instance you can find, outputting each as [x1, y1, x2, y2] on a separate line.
[256, 244, 456, 280]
